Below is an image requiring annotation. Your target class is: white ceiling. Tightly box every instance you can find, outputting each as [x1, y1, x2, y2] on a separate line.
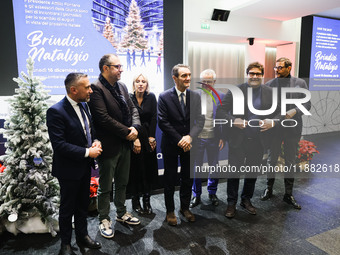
[186, 0, 340, 46]
[223, 0, 340, 21]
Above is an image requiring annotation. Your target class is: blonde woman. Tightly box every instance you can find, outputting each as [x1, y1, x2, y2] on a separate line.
[128, 73, 158, 214]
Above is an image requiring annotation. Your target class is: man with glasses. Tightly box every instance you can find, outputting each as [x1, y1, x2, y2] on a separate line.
[88, 54, 141, 239]
[216, 62, 279, 218]
[190, 69, 225, 208]
[261, 57, 311, 210]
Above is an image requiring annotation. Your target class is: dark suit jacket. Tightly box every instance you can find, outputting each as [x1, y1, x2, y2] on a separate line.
[216, 83, 280, 149]
[46, 97, 94, 180]
[158, 87, 205, 146]
[88, 79, 140, 158]
[266, 76, 311, 136]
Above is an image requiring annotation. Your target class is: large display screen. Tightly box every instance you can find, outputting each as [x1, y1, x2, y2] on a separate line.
[12, 0, 164, 95]
[309, 16, 340, 90]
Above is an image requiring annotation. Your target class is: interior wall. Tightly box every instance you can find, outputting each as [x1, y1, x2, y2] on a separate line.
[276, 42, 297, 76]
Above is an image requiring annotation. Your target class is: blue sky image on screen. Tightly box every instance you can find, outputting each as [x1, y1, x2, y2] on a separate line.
[12, 0, 163, 96]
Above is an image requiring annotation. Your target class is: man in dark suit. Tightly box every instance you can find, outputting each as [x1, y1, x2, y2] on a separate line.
[47, 73, 102, 255]
[88, 54, 141, 238]
[216, 62, 280, 218]
[158, 64, 204, 226]
[260, 57, 311, 209]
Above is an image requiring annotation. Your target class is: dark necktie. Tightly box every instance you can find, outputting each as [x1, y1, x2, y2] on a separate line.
[78, 103, 92, 148]
[180, 92, 186, 115]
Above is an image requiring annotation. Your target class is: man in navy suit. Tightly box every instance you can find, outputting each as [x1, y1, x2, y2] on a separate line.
[260, 57, 311, 209]
[158, 64, 204, 226]
[47, 73, 102, 255]
[216, 62, 280, 218]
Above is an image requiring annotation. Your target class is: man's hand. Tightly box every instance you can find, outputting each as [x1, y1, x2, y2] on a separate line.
[126, 127, 138, 141]
[89, 146, 102, 158]
[178, 135, 192, 151]
[286, 109, 297, 119]
[133, 138, 141, 154]
[149, 137, 156, 151]
[260, 119, 275, 132]
[234, 118, 247, 129]
[91, 140, 102, 149]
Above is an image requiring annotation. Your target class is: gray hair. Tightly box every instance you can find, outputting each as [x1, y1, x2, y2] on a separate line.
[200, 69, 216, 80]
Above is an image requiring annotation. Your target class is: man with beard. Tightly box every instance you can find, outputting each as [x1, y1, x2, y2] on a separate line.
[216, 62, 279, 218]
[260, 57, 311, 209]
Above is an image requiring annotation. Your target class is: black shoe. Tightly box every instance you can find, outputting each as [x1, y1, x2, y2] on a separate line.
[189, 196, 201, 208]
[143, 193, 153, 214]
[209, 194, 219, 206]
[225, 204, 236, 218]
[260, 188, 273, 201]
[240, 199, 257, 215]
[132, 196, 144, 214]
[76, 235, 101, 249]
[59, 244, 76, 255]
[283, 194, 302, 209]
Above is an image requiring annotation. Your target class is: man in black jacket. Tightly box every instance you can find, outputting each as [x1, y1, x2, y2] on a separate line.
[260, 57, 311, 209]
[89, 54, 141, 239]
[217, 62, 279, 218]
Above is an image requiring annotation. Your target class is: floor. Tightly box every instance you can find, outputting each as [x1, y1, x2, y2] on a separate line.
[0, 131, 340, 255]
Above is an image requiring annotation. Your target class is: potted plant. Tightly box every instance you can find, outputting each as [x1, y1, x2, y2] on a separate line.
[297, 139, 319, 170]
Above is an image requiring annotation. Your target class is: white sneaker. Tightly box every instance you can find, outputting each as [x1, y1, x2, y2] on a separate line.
[116, 212, 140, 225]
[99, 219, 114, 238]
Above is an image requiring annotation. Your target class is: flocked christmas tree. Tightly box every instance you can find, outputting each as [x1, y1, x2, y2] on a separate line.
[103, 16, 118, 48]
[120, 0, 148, 50]
[0, 58, 59, 236]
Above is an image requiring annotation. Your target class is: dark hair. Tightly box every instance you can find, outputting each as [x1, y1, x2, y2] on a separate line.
[246, 62, 264, 75]
[99, 54, 118, 73]
[172, 64, 190, 77]
[64, 73, 88, 93]
[276, 57, 292, 68]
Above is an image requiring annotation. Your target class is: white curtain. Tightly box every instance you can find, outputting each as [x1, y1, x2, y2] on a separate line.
[188, 42, 246, 91]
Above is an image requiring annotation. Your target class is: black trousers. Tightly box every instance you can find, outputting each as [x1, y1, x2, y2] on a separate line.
[227, 137, 263, 205]
[58, 170, 90, 245]
[162, 144, 192, 212]
[266, 133, 300, 195]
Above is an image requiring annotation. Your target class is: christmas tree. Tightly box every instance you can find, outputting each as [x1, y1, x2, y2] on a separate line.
[0, 58, 59, 236]
[120, 0, 148, 50]
[103, 16, 118, 48]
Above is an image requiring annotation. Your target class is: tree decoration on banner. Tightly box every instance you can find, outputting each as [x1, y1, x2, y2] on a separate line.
[0, 58, 59, 236]
[103, 16, 118, 48]
[120, 0, 148, 50]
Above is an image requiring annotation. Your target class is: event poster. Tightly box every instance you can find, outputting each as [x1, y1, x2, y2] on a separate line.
[12, 0, 164, 95]
[309, 16, 340, 90]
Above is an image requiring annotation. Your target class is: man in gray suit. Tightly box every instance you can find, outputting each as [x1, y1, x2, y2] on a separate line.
[261, 57, 311, 209]
[89, 54, 141, 238]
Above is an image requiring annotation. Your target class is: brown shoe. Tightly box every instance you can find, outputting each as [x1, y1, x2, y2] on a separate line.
[240, 199, 256, 215]
[225, 204, 236, 218]
[165, 211, 177, 226]
[180, 209, 196, 222]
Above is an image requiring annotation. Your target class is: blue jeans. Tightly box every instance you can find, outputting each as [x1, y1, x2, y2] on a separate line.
[192, 138, 220, 197]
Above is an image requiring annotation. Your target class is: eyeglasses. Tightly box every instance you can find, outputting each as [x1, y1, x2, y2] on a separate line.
[106, 64, 123, 70]
[248, 72, 263, 77]
[201, 80, 214, 84]
[273, 66, 285, 71]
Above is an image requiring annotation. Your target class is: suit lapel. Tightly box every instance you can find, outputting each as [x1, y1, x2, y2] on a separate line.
[170, 87, 186, 117]
[63, 97, 87, 142]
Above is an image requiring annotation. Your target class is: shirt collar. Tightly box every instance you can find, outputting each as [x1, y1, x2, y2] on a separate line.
[66, 95, 79, 107]
[175, 86, 186, 97]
